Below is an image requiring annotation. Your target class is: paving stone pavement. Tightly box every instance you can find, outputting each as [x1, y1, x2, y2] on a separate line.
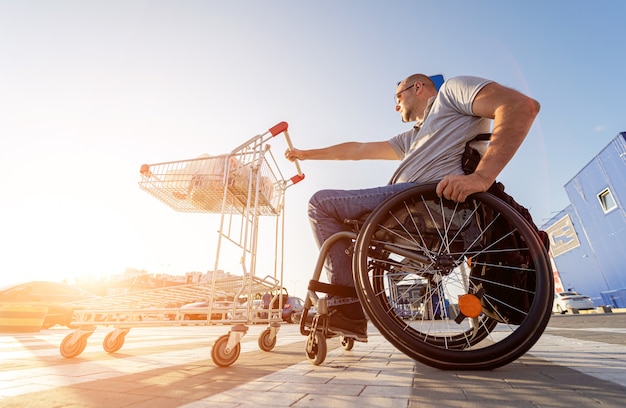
[1, 316, 625, 408]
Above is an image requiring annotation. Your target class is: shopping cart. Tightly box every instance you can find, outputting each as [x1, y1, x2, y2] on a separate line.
[58, 122, 303, 367]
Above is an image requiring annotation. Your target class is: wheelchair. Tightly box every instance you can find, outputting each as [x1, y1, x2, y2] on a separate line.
[300, 182, 554, 370]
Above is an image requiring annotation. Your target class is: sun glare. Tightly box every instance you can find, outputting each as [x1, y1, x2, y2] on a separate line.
[0, 196, 143, 286]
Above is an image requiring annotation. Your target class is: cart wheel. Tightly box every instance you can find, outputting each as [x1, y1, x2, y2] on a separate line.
[306, 331, 327, 365]
[340, 336, 354, 351]
[257, 328, 277, 352]
[103, 330, 126, 353]
[60, 333, 88, 358]
[211, 334, 241, 367]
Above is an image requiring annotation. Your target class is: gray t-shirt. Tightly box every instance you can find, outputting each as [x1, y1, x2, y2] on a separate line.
[388, 76, 492, 184]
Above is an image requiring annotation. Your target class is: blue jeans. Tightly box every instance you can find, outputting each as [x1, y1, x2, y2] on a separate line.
[308, 182, 415, 308]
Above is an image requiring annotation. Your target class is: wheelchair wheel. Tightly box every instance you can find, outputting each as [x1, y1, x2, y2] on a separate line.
[352, 183, 553, 370]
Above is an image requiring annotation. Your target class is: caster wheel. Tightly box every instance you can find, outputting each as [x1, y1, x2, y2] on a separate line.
[340, 336, 354, 351]
[103, 330, 126, 353]
[306, 331, 327, 365]
[258, 328, 277, 351]
[60, 332, 89, 358]
[211, 334, 241, 367]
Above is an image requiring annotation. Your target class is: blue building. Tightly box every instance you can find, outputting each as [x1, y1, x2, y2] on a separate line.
[542, 132, 626, 308]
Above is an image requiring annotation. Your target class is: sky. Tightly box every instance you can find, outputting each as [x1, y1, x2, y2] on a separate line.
[1, 1, 625, 296]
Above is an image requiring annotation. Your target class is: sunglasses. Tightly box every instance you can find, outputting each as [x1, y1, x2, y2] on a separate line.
[395, 83, 416, 103]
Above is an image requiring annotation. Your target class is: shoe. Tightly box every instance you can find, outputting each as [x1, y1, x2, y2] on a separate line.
[304, 309, 368, 342]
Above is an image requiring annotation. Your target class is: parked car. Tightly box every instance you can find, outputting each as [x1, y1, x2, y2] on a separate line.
[553, 291, 595, 314]
[0, 281, 99, 328]
[180, 300, 233, 321]
[280, 296, 305, 323]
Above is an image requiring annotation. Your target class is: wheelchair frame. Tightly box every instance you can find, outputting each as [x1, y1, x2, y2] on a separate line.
[301, 182, 553, 370]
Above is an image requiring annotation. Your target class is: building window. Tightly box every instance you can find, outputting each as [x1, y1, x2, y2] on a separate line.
[597, 188, 617, 213]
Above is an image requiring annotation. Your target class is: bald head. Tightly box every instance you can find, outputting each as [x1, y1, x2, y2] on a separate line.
[395, 74, 439, 123]
[399, 74, 436, 91]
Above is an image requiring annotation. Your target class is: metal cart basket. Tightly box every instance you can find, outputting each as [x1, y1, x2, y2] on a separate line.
[58, 122, 303, 367]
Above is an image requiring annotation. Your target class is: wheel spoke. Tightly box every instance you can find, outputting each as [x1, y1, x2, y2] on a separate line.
[353, 183, 553, 370]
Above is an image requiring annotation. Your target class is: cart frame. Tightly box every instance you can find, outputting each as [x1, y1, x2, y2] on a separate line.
[59, 122, 303, 367]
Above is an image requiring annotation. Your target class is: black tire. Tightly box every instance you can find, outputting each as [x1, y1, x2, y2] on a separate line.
[340, 336, 354, 351]
[305, 331, 327, 365]
[211, 334, 241, 367]
[289, 312, 299, 324]
[352, 183, 553, 370]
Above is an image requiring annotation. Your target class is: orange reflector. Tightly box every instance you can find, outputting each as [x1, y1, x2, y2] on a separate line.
[458, 294, 482, 318]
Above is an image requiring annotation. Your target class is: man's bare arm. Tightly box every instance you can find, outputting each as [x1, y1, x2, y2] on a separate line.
[471, 82, 541, 186]
[285, 141, 400, 161]
[436, 82, 540, 202]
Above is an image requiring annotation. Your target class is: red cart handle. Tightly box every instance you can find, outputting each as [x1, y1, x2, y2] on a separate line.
[269, 121, 304, 182]
[269, 121, 288, 136]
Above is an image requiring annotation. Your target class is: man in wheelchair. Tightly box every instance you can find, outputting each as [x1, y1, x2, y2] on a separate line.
[285, 74, 540, 341]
